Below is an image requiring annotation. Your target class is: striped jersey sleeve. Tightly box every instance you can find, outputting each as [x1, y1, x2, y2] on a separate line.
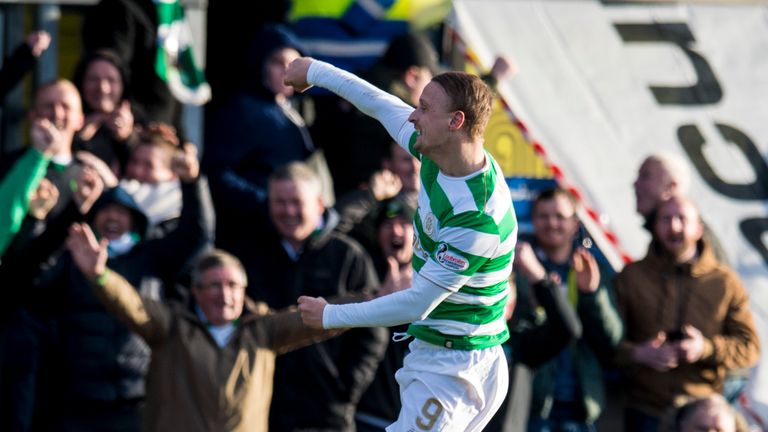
[407, 133, 517, 350]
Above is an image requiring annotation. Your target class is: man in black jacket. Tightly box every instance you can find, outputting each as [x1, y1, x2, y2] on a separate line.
[0, 79, 92, 431]
[248, 161, 387, 431]
[354, 196, 416, 431]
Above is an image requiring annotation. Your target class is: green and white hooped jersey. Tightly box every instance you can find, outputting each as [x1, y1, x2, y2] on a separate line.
[405, 132, 517, 350]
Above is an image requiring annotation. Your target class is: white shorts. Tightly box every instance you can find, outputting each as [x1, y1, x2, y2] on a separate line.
[386, 339, 509, 432]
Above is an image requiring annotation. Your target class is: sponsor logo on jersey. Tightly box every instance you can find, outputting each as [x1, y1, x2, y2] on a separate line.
[435, 242, 469, 272]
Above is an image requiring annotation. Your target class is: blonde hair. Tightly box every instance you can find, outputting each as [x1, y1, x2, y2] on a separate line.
[431, 72, 493, 141]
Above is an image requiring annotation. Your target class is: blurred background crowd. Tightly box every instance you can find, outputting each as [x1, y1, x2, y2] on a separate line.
[0, 0, 763, 431]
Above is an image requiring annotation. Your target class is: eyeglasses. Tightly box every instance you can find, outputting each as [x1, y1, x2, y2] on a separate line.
[197, 280, 244, 291]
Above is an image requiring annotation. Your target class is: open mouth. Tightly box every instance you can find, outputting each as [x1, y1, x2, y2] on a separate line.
[103, 222, 123, 237]
[665, 234, 684, 246]
[279, 219, 301, 229]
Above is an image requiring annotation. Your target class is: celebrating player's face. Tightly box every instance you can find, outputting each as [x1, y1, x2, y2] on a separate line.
[268, 179, 324, 246]
[408, 81, 455, 157]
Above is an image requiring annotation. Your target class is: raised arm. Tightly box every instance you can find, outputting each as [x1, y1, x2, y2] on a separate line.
[143, 143, 215, 277]
[285, 57, 416, 151]
[510, 242, 582, 367]
[512, 277, 582, 368]
[66, 222, 171, 345]
[0, 147, 51, 255]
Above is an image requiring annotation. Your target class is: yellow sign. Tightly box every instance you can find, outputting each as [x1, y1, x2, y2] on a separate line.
[484, 100, 551, 179]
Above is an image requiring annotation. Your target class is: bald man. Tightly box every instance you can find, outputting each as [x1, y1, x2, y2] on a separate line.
[633, 153, 730, 266]
[633, 153, 691, 218]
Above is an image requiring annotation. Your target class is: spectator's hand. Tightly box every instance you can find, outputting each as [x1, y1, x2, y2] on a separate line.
[513, 242, 547, 283]
[171, 142, 199, 182]
[490, 55, 517, 81]
[677, 325, 706, 364]
[572, 248, 599, 293]
[76, 151, 119, 188]
[77, 112, 109, 141]
[370, 169, 401, 201]
[632, 332, 679, 371]
[66, 222, 108, 280]
[379, 257, 412, 296]
[30, 119, 62, 156]
[297, 296, 327, 329]
[26, 31, 51, 57]
[284, 57, 315, 92]
[106, 100, 134, 141]
[28, 178, 59, 220]
[73, 166, 104, 215]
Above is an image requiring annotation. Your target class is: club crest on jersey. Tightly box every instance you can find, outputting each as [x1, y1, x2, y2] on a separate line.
[423, 212, 437, 238]
[435, 243, 468, 272]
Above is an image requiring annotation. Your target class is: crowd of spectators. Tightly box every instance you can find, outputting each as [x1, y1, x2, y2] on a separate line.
[0, 1, 762, 431]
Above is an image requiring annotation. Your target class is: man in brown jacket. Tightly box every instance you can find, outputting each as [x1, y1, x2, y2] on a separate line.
[614, 195, 760, 432]
[65, 222, 335, 432]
